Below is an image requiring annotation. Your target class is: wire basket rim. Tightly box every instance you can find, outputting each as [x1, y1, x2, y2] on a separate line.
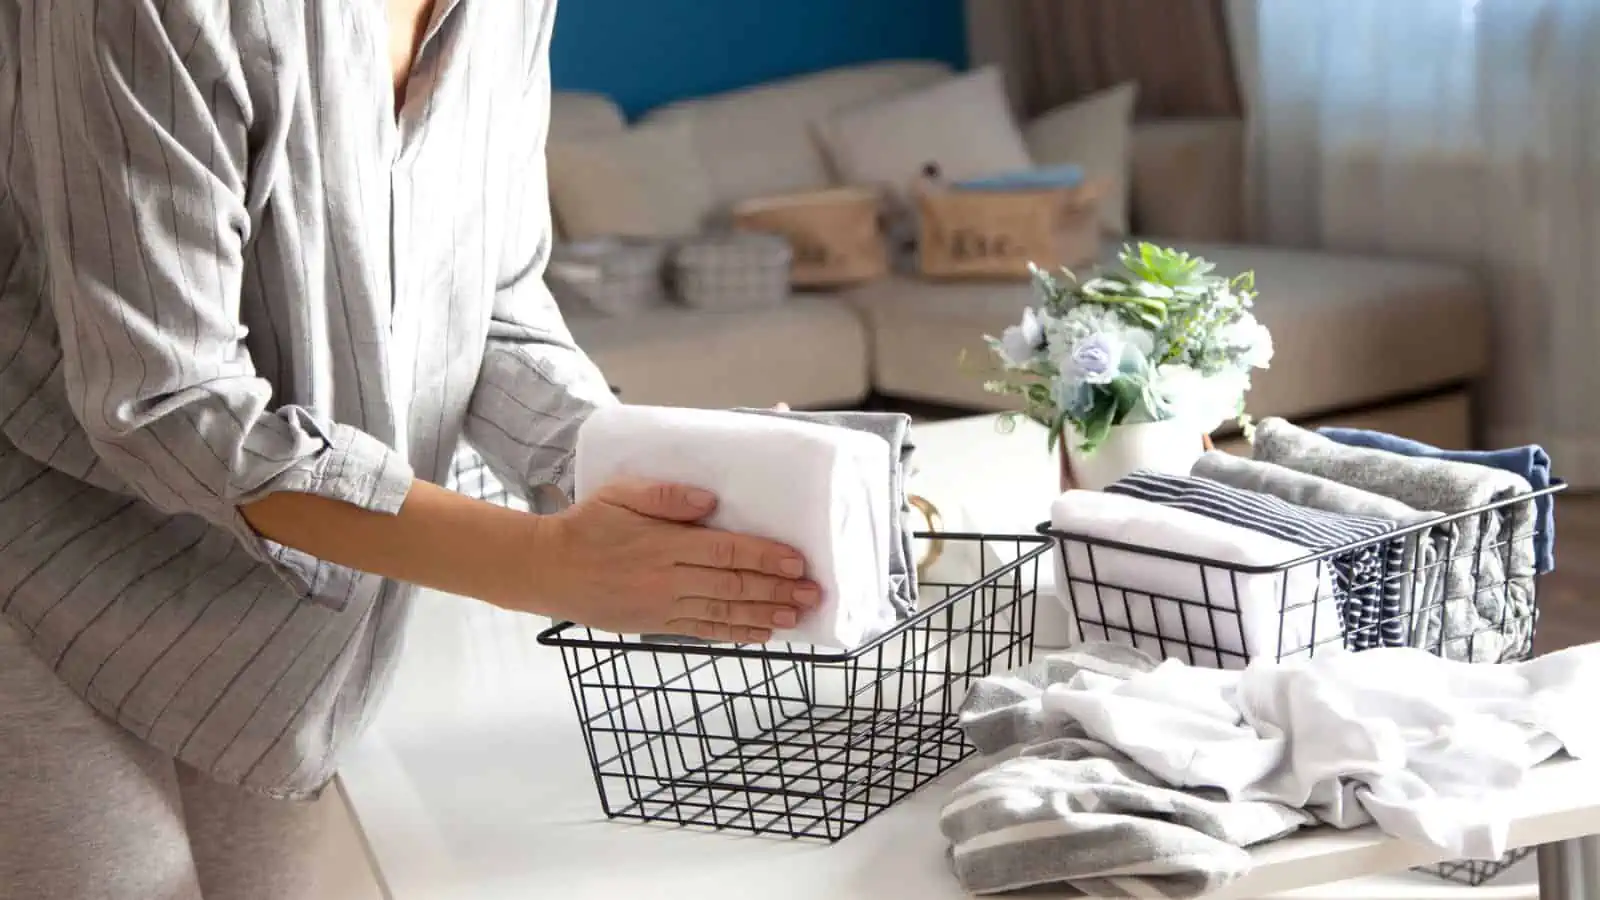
[1039, 480, 1565, 575]
[535, 532, 1051, 662]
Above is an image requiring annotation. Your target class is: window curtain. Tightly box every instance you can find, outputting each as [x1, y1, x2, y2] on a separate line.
[1241, 0, 1600, 485]
[966, 0, 1243, 119]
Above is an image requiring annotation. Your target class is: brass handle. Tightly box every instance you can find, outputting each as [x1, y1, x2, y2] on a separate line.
[908, 494, 946, 578]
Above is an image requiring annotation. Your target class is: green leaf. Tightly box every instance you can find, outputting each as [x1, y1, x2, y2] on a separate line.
[1046, 410, 1071, 453]
[1108, 378, 1145, 425]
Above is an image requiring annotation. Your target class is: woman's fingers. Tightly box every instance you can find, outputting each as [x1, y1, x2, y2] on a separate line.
[662, 619, 773, 644]
[673, 528, 806, 579]
[595, 478, 718, 522]
[674, 565, 819, 608]
[670, 593, 804, 630]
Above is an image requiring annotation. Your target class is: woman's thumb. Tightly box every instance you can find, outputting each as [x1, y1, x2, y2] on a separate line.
[597, 479, 718, 522]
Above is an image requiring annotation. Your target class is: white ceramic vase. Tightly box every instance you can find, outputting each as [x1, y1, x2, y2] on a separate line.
[1061, 419, 1208, 491]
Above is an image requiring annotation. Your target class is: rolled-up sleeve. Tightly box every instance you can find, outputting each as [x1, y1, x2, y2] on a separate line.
[464, 0, 615, 511]
[27, 5, 414, 602]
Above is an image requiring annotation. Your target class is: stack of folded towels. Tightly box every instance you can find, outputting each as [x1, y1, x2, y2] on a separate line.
[1051, 417, 1552, 666]
[573, 404, 917, 651]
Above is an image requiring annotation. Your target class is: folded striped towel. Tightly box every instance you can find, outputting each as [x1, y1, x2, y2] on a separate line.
[1106, 471, 1405, 650]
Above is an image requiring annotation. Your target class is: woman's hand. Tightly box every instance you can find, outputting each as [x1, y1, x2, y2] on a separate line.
[526, 479, 818, 642]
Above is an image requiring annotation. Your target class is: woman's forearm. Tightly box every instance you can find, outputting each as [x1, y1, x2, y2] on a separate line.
[241, 480, 548, 611]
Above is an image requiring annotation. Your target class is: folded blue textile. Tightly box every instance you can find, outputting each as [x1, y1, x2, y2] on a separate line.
[1316, 428, 1554, 575]
[952, 164, 1085, 192]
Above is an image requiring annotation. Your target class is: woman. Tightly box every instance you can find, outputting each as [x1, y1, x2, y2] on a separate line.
[0, 2, 816, 897]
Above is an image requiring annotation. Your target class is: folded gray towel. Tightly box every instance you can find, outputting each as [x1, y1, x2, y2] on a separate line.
[1191, 451, 1447, 650]
[734, 408, 918, 618]
[944, 643, 1312, 897]
[1250, 419, 1536, 662]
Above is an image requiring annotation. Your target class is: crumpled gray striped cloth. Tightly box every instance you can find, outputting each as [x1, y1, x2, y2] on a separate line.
[942, 643, 1312, 897]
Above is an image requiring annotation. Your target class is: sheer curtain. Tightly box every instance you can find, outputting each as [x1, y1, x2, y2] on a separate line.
[1240, 0, 1600, 486]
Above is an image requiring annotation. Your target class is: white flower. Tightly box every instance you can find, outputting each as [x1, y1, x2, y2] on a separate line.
[997, 307, 1046, 366]
[1244, 320, 1275, 368]
[1217, 316, 1274, 370]
[1150, 364, 1250, 433]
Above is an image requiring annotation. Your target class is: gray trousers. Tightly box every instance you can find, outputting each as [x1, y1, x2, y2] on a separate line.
[0, 620, 330, 900]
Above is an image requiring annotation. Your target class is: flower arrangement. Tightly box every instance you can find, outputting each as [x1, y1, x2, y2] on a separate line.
[983, 243, 1273, 453]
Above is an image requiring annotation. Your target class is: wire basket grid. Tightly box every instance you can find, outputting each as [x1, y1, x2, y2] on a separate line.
[1044, 482, 1565, 885]
[537, 533, 1049, 843]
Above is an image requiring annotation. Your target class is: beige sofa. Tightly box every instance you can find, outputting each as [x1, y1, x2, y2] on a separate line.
[550, 62, 1487, 448]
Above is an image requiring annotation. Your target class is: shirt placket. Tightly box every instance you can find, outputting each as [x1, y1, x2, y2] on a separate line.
[384, 2, 463, 457]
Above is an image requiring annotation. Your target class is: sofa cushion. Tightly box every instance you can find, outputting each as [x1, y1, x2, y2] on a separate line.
[849, 244, 1487, 420]
[550, 91, 626, 142]
[1129, 119, 1245, 243]
[547, 120, 716, 239]
[818, 66, 1033, 204]
[567, 297, 870, 410]
[639, 61, 953, 212]
[1024, 82, 1139, 237]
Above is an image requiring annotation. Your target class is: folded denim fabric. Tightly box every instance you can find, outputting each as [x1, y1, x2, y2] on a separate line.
[1318, 427, 1555, 575]
[1191, 451, 1446, 650]
[1252, 419, 1536, 662]
[1107, 471, 1403, 650]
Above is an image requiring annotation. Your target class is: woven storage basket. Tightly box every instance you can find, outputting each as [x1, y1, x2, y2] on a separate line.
[671, 232, 793, 311]
[915, 177, 1102, 280]
[731, 187, 889, 288]
[547, 238, 670, 317]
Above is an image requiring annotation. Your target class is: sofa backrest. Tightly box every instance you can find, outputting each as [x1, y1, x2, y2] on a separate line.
[547, 66, 1248, 244]
[637, 61, 954, 211]
[550, 91, 627, 143]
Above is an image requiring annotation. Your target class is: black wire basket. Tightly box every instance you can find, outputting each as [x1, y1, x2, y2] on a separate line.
[1043, 481, 1566, 887]
[537, 533, 1051, 842]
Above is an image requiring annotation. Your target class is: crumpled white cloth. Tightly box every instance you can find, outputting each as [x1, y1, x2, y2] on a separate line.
[1031, 643, 1600, 859]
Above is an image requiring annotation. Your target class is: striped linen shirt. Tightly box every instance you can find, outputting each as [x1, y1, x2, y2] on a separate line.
[0, 0, 613, 798]
[1106, 471, 1409, 651]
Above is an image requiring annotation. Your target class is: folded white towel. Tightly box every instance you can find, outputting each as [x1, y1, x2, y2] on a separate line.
[574, 405, 894, 650]
[1050, 490, 1341, 667]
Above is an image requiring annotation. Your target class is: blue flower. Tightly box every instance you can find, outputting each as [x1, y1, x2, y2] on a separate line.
[1066, 333, 1123, 385]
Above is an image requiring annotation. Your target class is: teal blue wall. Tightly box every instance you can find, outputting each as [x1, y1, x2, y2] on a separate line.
[550, 0, 968, 119]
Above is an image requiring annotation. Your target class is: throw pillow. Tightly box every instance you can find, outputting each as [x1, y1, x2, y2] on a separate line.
[547, 119, 716, 240]
[817, 66, 1033, 202]
[1024, 82, 1139, 237]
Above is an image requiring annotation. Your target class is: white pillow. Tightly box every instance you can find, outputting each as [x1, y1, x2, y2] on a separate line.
[1024, 82, 1139, 237]
[818, 66, 1033, 201]
[547, 119, 716, 240]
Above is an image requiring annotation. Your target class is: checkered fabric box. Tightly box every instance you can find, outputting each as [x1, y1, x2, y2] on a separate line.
[671, 232, 792, 311]
[548, 237, 670, 317]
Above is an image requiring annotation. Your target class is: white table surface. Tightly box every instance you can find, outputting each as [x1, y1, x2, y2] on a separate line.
[338, 415, 1594, 899]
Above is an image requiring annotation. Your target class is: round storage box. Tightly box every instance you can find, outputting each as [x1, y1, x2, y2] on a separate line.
[671, 232, 793, 311]
[547, 237, 670, 317]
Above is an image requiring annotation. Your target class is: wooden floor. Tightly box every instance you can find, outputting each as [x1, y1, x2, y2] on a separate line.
[1535, 493, 1600, 653]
